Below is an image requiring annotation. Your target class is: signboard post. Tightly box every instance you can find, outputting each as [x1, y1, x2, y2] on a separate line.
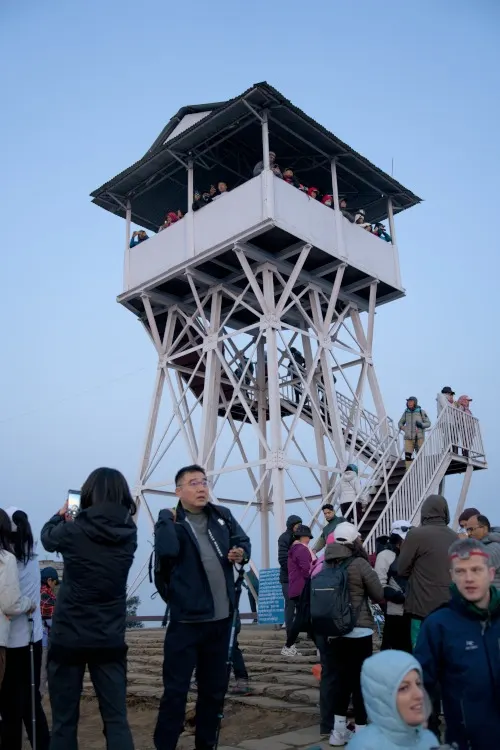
[257, 567, 284, 625]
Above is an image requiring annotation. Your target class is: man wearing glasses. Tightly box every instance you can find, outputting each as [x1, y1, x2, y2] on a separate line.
[415, 538, 500, 749]
[464, 514, 500, 589]
[153, 464, 251, 750]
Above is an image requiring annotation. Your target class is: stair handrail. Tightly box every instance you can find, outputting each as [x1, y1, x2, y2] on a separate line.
[362, 407, 486, 553]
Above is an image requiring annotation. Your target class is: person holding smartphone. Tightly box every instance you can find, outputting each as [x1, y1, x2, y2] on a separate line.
[41, 467, 137, 750]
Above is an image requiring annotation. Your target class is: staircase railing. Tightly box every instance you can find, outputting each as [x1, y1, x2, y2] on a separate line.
[362, 407, 486, 553]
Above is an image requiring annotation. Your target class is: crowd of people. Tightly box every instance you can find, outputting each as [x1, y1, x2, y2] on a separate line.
[128, 148, 395, 249]
[276, 494, 500, 749]
[1, 456, 495, 750]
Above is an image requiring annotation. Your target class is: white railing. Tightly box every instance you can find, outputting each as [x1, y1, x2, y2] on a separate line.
[281, 374, 397, 461]
[362, 407, 486, 553]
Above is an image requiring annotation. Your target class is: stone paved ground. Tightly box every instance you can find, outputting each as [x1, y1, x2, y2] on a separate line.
[220, 725, 327, 750]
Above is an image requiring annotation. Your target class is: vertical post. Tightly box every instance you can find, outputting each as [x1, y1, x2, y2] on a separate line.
[387, 196, 402, 288]
[331, 158, 346, 260]
[257, 336, 270, 569]
[262, 110, 270, 170]
[301, 331, 328, 499]
[187, 158, 195, 257]
[262, 266, 286, 536]
[124, 199, 131, 290]
[197, 290, 222, 471]
[452, 464, 474, 530]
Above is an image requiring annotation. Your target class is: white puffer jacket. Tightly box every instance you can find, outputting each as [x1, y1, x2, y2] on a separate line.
[0, 549, 33, 647]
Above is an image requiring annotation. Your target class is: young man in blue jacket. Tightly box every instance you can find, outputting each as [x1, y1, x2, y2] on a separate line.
[414, 537, 500, 750]
[153, 464, 251, 750]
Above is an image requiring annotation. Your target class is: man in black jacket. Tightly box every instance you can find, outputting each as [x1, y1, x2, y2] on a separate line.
[277, 514, 302, 646]
[153, 464, 251, 750]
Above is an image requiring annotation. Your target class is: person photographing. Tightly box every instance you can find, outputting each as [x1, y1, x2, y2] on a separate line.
[41, 467, 137, 750]
[153, 464, 251, 750]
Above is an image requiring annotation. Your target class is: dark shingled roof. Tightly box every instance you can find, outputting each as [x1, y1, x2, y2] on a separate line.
[91, 81, 422, 231]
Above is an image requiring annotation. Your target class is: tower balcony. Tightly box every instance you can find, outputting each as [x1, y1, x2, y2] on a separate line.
[122, 172, 402, 312]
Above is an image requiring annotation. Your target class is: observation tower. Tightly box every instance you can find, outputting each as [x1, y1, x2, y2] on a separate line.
[91, 82, 487, 563]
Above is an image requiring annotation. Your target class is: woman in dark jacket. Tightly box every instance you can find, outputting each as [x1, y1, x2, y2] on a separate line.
[41, 467, 137, 750]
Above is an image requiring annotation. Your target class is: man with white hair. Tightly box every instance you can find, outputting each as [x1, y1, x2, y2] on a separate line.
[253, 151, 282, 178]
[375, 520, 412, 652]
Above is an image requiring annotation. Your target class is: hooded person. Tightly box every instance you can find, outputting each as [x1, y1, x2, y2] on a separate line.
[397, 495, 458, 649]
[317, 522, 384, 744]
[347, 650, 438, 750]
[277, 514, 302, 643]
[339, 464, 363, 525]
[40, 467, 137, 750]
[398, 397, 431, 470]
[375, 521, 412, 653]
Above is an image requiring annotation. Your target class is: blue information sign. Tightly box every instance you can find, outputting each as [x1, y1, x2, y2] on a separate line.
[257, 567, 284, 624]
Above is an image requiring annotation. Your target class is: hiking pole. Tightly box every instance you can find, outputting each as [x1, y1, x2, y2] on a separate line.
[29, 616, 37, 750]
[214, 564, 246, 750]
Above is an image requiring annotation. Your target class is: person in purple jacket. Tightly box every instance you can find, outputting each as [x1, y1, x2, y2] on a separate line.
[282, 525, 316, 656]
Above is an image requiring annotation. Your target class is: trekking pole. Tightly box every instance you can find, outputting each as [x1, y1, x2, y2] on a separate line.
[214, 564, 246, 750]
[29, 616, 37, 750]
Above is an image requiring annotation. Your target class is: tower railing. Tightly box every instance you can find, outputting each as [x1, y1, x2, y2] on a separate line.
[361, 407, 486, 552]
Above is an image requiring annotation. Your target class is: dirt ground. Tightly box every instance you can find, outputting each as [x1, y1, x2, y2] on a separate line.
[24, 698, 315, 749]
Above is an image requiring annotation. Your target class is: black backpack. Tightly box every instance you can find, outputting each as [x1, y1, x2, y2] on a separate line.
[310, 558, 356, 637]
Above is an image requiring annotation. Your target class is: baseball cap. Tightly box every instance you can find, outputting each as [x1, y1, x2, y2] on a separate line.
[441, 386, 455, 395]
[391, 520, 411, 540]
[333, 522, 359, 545]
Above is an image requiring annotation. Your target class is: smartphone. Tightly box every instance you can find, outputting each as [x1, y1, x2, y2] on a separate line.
[67, 489, 81, 518]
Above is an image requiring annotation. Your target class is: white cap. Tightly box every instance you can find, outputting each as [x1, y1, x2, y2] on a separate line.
[333, 521, 359, 545]
[5, 506, 21, 532]
[391, 519, 411, 540]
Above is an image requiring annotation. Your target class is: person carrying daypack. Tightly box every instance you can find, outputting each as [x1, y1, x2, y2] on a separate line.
[312, 522, 384, 746]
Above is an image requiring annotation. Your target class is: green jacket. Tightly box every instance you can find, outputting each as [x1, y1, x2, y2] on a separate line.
[313, 514, 346, 552]
[398, 406, 431, 441]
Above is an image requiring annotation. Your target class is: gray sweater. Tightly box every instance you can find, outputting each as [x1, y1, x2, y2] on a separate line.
[483, 533, 500, 589]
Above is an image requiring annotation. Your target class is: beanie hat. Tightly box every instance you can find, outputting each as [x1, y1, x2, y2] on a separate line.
[346, 464, 358, 474]
[41, 566, 59, 584]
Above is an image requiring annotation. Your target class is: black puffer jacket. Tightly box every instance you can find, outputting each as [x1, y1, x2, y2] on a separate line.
[41, 503, 137, 660]
[278, 515, 302, 583]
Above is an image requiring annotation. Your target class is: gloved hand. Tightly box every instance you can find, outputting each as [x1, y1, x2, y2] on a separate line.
[384, 586, 405, 604]
[415, 421, 423, 429]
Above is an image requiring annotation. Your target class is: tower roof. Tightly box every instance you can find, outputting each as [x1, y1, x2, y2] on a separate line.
[91, 81, 422, 232]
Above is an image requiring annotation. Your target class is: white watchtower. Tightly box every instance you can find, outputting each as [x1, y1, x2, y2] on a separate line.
[91, 82, 486, 562]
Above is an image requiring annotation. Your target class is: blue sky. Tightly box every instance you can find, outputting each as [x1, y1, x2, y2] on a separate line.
[1, 0, 499, 611]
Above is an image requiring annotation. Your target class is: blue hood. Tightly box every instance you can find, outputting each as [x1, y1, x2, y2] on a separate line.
[362, 650, 430, 745]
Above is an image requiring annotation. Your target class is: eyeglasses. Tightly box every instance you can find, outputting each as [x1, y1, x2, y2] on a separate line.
[466, 526, 484, 533]
[177, 480, 210, 488]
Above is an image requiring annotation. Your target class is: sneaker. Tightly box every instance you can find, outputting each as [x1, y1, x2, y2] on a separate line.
[281, 645, 302, 657]
[329, 727, 354, 746]
[231, 679, 252, 695]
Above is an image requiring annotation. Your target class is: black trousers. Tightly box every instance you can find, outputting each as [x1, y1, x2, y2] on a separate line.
[0, 640, 50, 750]
[154, 618, 231, 750]
[281, 582, 295, 636]
[317, 635, 372, 732]
[381, 613, 413, 653]
[48, 655, 134, 750]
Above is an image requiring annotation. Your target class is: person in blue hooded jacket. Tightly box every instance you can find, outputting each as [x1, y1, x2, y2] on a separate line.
[414, 537, 500, 750]
[347, 650, 439, 749]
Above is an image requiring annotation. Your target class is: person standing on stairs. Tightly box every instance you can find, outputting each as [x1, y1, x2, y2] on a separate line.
[375, 520, 412, 653]
[339, 465, 364, 526]
[398, 397, 431, 470]
[278, 514, 302, 641]
[313, 504, 346, 553]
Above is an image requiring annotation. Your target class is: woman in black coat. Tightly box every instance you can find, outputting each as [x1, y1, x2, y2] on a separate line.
[41, 467, 137, 750]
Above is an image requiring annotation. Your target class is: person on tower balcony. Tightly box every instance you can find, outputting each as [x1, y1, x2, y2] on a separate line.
[129, 230, 149, 247]
[372, 222, 392, 242]
[437, 386, 455, 415]
[307, 186, 320, 200]
[455, 394, 474, 457]
[398, 397, 431, 470]
[339, 196, 356, 222]
[283, 168, 306, 191]
[212, 181, 229, 200]
[253, 151, 282, 177]
[354, 209, 372, 232]
[192, 189, 212, 211]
